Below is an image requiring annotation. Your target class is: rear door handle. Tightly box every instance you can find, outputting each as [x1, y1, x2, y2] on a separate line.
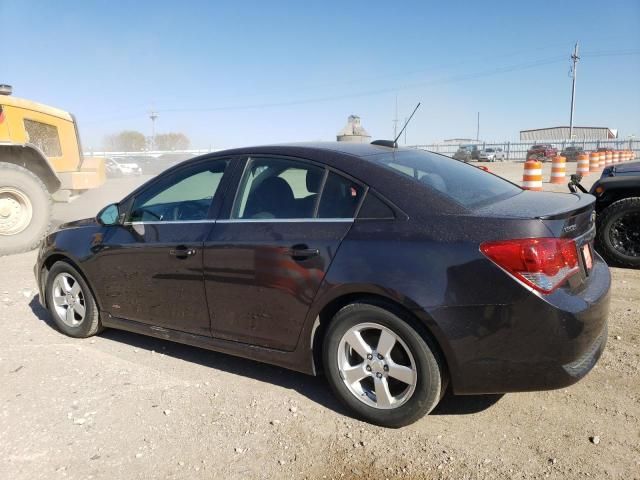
[169, 246, 197, 259]
[286, 244, 319, 260]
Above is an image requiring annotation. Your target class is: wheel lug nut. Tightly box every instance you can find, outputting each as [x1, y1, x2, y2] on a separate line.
[377, 354, 383, 360]
[367, 354, 373, 360]
[376, 372, 382, 378]
[383, 365, 389, 371]
[366, 366, 371, 372]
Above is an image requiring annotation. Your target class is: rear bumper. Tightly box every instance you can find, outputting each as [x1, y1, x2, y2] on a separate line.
[434, 255, 611, 395]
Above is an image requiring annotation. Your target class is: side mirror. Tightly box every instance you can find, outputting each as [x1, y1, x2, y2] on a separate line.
[97, 203, 121, 226]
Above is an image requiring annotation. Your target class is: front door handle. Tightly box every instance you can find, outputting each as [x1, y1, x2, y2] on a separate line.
[169, 246, 197, 259]
[286, 244, 320, 260]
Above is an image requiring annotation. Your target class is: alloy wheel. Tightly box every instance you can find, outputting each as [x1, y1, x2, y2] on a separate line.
[51, 272, 86, 327]
[337, 322, 417, 409]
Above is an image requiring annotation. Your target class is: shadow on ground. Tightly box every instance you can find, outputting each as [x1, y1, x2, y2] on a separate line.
[30, 295, 503, 421]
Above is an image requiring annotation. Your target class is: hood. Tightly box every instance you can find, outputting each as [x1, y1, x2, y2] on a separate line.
[57, 217, 99, 230]
[610, 160, 640, 175]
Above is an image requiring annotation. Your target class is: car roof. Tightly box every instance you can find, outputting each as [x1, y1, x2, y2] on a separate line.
[213, 141, 401, 158]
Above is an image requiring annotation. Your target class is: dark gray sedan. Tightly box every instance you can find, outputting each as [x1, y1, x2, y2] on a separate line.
[35, 142, 610, 427]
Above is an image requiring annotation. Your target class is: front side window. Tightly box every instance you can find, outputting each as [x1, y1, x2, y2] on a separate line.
[129, 159, 228, 222]
[24, 119, 62, 157]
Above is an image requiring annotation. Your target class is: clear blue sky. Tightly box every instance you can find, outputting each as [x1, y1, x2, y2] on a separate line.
[2, 0, 639, 150]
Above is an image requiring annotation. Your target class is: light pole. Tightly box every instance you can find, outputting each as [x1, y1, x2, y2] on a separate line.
[149, 111, 159, 150]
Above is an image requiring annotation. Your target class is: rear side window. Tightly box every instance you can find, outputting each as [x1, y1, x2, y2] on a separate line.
[318, 172, 364, 218]
[373, 150, 521, 208]
[232, 157, 364, 220]
[24, 119, 62, 157]
[233, 157, 324, 219]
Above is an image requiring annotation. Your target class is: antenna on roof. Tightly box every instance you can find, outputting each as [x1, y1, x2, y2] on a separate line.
[394, 102, 421, 145]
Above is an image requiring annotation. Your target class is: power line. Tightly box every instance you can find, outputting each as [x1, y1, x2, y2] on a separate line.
[81, 50, 634, 124]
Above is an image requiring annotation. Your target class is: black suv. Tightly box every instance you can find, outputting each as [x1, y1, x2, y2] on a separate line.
[580, 161, 640, 268]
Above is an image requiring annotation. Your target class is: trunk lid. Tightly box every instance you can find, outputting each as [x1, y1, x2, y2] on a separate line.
[475, 190, 596, 238]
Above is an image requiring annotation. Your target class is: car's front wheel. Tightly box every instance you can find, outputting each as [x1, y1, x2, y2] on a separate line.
[323, 303, 444, 428]
[45, 261, 103, 337]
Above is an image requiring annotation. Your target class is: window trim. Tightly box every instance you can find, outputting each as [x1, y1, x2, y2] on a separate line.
[228, 154, 367, 222]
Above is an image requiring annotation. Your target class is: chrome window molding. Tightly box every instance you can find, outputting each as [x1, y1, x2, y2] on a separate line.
[122, 218, 354, 226]
[123, 220, 215, 225]
[218, 218, 354, 223]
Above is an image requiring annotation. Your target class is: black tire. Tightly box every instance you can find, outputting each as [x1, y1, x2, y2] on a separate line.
[0, 162, 51, 256]
[596, 197, 640, 268]
[44, 261, 103, 338]
[323, 303, 444, 428]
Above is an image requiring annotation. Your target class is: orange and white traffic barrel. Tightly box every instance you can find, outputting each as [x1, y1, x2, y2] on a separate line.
[576, 153, 590, 176]
[522, 159, 543, 191]
[605, 151, 612, 166]
[550, 155, 566, 184]
[589, 152, 600, 172]
[612, 151, 620, 164]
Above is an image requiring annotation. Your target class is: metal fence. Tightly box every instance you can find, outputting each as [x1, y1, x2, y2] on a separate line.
[84, 148, 214, 158]
[410, 139, 639, 161]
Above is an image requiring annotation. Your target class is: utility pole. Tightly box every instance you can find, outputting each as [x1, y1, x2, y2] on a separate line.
[569, 42, 580, 140]
[476, 112, 480, 141]
[404, 117, 408, 144]
[149, 110, 159, 150]
[393, 95, 399, 139]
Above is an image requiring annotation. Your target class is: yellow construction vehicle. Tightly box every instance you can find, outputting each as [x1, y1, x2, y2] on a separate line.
[0, 85, 105, 255]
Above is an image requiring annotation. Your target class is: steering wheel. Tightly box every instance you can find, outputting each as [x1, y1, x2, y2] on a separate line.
[177, 202, 206, 221]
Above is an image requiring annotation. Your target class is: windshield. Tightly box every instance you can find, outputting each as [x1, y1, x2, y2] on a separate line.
[371, 149, 521, 209]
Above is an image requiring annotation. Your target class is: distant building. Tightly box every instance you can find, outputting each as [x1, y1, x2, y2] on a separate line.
[520, 126, 617, 142]
[442, 138, 481, 145]
[337, 115, 371, 143]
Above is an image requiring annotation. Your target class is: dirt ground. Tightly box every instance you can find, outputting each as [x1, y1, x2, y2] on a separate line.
[1, 162, 638, 480]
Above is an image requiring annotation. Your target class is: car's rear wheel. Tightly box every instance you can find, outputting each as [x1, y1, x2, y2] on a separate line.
[45, 261, 103, 337]
[596, 197, 640, 268]
[323, 303, 443, 428]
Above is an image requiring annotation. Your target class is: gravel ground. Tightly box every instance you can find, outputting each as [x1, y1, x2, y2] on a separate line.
[1, 162, 638, 480]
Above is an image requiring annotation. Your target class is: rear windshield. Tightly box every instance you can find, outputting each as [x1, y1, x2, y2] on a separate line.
[371, 149, 521, 208]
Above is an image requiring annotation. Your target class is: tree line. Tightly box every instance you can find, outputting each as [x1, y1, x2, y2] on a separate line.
[103, 131, 190, 151]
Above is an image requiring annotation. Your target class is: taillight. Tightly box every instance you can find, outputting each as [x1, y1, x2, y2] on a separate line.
[480, 238, 579, 293]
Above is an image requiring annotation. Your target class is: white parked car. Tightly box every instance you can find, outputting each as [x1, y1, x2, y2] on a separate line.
[105, 158, 142, 177]
[478, 148, 506, 162]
